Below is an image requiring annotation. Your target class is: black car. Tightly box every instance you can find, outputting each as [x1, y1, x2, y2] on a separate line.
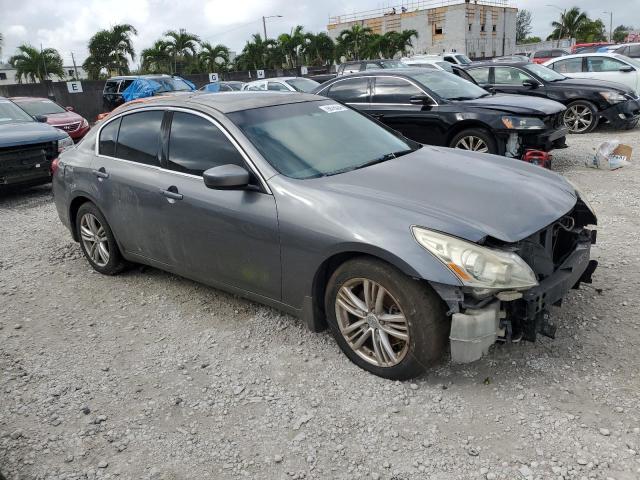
[102, 74, 194, 111]
[337, 59, 408, 76]
[464, 61, 640, 133]
[313, 68, 568, 158]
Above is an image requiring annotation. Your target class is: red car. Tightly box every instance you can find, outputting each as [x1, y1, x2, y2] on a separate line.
[531, 49, 569, 64]
[10, 97, 90, 141]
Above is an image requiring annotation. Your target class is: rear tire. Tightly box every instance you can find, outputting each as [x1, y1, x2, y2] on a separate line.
[76, 202, 126, 275]
[449, 128, 498, 154]
[324, 257, 449, 380]
[563, 100, 598, 134]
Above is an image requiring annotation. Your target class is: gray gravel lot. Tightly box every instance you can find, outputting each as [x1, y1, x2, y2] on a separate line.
[1, 125, 640, 480]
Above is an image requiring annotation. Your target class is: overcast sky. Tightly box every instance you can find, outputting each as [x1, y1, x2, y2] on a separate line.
[0, 0, 636, 66]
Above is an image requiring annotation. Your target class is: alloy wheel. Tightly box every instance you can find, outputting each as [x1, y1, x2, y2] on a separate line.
[80, 213, 110, 267]
[454, 135, 489, 153]
[563, 104, 593, 133]
[335, 278, 410, 367]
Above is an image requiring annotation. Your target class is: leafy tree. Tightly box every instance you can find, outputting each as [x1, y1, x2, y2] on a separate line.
[199, 42, 230, 72]
[141, 40, 172, 73]
[516, 10, 532, 43]
[164, 29, 200, 74]
[278, 25, 305, 68]
[520, 36, 542, 44]
[613, 25, 634, 43]
[396, 29, 418, 56]
[9, 44, 64, 83]
[83, 24, 137, 79]
[576, 19, 607, 43]
[236, 34, 281, 70]
[301, 32, 335, 66]
[548, 7, 588, 40]
[336, 24, 373, 61]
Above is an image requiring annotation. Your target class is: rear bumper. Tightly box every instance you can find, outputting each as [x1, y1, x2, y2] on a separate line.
[600, 98, 640, 127]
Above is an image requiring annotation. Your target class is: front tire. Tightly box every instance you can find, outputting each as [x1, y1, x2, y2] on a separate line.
[76, 202, 126, 275]
[563, 100, 598, 134]
[325, 257, 449, 380]
[449, 128, 498, 154]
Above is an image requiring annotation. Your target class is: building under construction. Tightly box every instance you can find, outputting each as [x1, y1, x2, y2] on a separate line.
[327, 0, 518, 60]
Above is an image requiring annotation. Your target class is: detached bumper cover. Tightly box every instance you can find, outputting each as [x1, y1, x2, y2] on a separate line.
[600, 97, 640, 127]
[496, 127, 568, 156]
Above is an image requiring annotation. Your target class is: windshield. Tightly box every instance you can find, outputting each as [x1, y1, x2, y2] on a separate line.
[13, 99, 66, 116]
[407, 71, 488, 100]
[228, 100, 416, 179]
[523, 63, 566, 81]
[285, 77, 320, 92]
[455, 55, 472, 65]
[381, 60, 409, 68]
[0, 99, 35, 124]
[617, 55, 640, 69]
[151, 77, 193, 92]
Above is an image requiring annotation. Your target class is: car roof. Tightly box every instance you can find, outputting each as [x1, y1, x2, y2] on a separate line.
[338, 67, 444, 77]
[545, 52, 631, 60]
[467, 61, 530, 67]
[8, 96, 50, 102]
[107, 74, 176, 81]
[115, 91, 322, 114]
[246, 77, 300, 83]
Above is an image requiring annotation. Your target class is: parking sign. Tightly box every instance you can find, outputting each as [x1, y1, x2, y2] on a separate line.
[66, 81, 83, 93]
[208, 73, 219, 82]
[257, 69, 265, 79]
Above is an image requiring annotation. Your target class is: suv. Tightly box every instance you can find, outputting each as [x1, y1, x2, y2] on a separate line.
[102, 75, 194, 111]
[531, 49, 568, 64]
[337, 59, 408, 75]
[0, 97, 73, 189]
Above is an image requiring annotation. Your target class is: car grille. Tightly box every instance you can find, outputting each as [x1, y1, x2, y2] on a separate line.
[55, 122, 81, 132]
[0, 141, 58, 182]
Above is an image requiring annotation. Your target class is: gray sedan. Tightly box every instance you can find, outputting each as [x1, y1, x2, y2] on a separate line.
[53, 92, 597, 379]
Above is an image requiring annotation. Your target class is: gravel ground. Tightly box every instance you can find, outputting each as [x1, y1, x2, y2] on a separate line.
[1, 124, 640, 480]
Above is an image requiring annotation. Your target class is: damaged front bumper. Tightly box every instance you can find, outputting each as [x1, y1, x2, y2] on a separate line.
[600, 97, 640, 128]
[434, 223, 597, 364]
[497, 127, 569, 159]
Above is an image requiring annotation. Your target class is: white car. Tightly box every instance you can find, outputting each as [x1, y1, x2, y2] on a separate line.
[241, 77, 319, 93]
[402, 56, 454, 72]
[610, 43, 640, 58]
[543, 53, 640, 93]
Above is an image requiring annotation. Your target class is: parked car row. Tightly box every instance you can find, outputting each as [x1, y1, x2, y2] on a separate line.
[51, 91, 598, 379]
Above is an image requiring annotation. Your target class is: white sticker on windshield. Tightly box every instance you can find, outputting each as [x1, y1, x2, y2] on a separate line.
[319, 104, 348, 113]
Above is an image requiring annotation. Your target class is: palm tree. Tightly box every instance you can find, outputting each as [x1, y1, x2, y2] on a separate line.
[301, 32, 335, 66]
[337, 24, 373, 61]
[83, 24, 137, 78]
[9, 44, 64, 83]
[141, 40, 172, 73]
[164, 29, 200, 74]
[396, 29, 418, 56]
[278, 25, 305, 68]
[238, 34, 281, 70]
[199, 42, 230, 72]
[549, 7, 589, 40]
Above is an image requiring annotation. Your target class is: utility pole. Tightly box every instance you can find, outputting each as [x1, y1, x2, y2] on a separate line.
[71, 51, 79, 79]
[261, 14, 283, 40]
[603, 11, 613, 42]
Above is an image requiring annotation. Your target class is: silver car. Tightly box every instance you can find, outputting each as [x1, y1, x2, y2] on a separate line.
[53, 92, 597, 379]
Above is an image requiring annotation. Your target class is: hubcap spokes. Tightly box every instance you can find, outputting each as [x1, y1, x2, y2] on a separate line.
[80, 213, 109, 267]
[564, 105, 592, 133]
[335, 278, 409, 367]
[455, 136, 489, 153]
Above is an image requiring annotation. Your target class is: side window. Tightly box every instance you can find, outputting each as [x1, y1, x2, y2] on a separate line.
[267, 81, 289, 91]
[443, 56, 456, 64]
[118, 79, 135, 93]
[326, 78, 369, 103]
[467, 67, 490, 84]
[629, 45, 640, 57]
[104, 81, 119, 94]
[343, 63, 361, 74]
[551, 58, 583, 73]
[365, 62, 381, 70]
[493, 67, 534, 85]
[115, 110, 164, 166]
[551, 50, 566, 58]
[98, 118, 121, 157]
[167, 112, 245, 176]
[587, 56, 626, 72]
[534, 50, 550, 58]
[372, 77, 422, 103]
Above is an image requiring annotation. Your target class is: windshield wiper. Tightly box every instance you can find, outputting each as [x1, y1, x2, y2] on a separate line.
[325, 149, 416, 176]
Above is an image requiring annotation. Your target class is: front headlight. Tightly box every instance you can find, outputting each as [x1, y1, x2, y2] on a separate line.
[501, 116, 545, 130]
[412, 227, 538, 290]
[58, 134, 74, 153]
[599, 91, 626, 104]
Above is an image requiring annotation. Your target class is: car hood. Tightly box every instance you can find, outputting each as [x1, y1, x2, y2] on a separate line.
[305, 146, 577, 243]
[552, 77, 635, 94]
[457, 93, 565, 115]
[44, 111, 84, 125]
[0, 121, 66, 148]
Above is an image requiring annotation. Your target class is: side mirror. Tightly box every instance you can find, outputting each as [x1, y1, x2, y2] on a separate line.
[483, 86, 496, 94]
[409, 95, 435, 106]
[522, 79, 538, 88]
[65, 106, 75, 111]
[34, 115, 48, 123]
[619, 65, 635, 73]
[203, 164, 250, 190]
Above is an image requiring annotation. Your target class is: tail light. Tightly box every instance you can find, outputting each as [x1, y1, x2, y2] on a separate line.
[522, 150, 552, 169]
[51, 158, 60, 175]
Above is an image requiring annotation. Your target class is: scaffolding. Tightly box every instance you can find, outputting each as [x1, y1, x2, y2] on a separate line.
[328, 0, 514, 26]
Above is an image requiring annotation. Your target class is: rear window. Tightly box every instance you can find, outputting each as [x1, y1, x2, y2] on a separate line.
[13, 99, 67, 116]
[534, 50, 550, 58]
[285, 78, 320, 92]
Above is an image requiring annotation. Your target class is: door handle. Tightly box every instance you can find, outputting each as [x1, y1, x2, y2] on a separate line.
[92, 168, 109, 179]
[161, 188, 183, 201]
